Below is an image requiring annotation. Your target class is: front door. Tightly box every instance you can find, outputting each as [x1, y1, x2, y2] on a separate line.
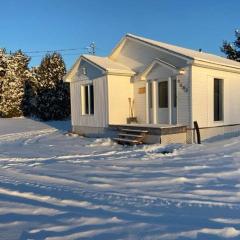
[157, 78, 177, 125]
[157, 80, 169, 124]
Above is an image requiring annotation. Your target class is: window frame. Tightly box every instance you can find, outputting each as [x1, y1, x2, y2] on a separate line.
[158, 81, 168, 108]
[172, 78, 177, 108]
[149, 82, 153, 109]
[81, 83, 94, 115]
[213, 78, 224, 122]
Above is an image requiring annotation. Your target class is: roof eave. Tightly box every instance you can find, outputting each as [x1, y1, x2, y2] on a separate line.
[193, 58, 240, 72]
[63, 57, 81, 82]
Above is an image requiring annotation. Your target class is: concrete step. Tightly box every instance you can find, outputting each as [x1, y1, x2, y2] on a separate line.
[112, 137, 142, 145]
[121, 128, 148, 134]
[118, 133, 144, 138]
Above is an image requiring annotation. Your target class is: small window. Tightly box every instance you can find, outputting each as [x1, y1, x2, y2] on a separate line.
[84, 85, 89, 114]
[89, 84, 94, 114]
[214, 78, 223, 121]
[149, 82, 153, 108]
[158, 81, 168, 108]
[81, 67, 87, 75]
[82, 84, 94, 115]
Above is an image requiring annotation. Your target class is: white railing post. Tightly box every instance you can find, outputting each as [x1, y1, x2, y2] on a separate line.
[153, 80, 158, 124]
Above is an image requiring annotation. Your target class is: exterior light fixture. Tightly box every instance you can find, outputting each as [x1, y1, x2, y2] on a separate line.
[178, 68, 185, 75]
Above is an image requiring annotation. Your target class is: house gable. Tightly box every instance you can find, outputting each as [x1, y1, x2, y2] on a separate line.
[64, 57, 105, 83]
[77, 59, 105, 82]
[139, 59, 179, 81]
[109, 35, 191, 73]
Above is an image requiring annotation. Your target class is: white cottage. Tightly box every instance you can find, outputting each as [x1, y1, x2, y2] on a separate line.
[64, 34, 240, 144]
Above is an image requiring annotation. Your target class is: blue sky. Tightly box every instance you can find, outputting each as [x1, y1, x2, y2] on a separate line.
[0, 0, 239, 69]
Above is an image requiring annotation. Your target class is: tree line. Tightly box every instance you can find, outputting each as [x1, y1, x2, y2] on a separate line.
[0, 50, 70, 120]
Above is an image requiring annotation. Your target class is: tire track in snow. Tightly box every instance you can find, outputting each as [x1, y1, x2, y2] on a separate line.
[0, 171, 239, 214]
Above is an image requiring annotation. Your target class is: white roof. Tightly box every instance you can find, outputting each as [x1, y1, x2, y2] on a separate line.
[82, 54, 135, 75]
[126, 34, 240, 69]
[65, 33, 240, 82]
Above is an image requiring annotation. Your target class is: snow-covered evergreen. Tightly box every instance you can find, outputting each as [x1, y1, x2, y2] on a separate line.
[0, 48, 7, 78]
[0, 49, 8, 111]
[0, 50, 70, 119]
[34, 53, 70, 120]
[0, 50, 31, 118]
[22, 67, 38, 117]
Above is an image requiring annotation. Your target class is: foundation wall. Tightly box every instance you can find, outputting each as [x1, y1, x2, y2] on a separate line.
[187, 124, 240, 143]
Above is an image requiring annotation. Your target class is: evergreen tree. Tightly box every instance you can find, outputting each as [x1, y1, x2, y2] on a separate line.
[0, 49, 8, 114]
[0, 49, 7, 78]
[221, 29, 240, 62]
[22, 67, 38, 116]
[0, 50, 31, 117]
[35, 52, 70, 120]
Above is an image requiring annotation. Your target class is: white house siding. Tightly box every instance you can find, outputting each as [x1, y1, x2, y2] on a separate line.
[191, 65, 240, 141]
[191, 65, 240, 127]
[71, 75, 108, 131]
[133, 80, 146, 123]
[107, 75, 133, 125]
[177, 66, 191, 126]
[70, 81, 81, 128]
[69, 58, 109, 135]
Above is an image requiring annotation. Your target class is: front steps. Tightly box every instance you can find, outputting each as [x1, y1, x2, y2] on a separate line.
[113, 128, 148, 145]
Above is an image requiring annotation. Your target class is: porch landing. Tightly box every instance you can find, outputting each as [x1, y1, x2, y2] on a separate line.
[109, 124, 187, 134]
[109, 124, 187, 144]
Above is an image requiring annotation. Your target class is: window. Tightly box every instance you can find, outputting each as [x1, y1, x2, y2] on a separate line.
[158, 81, 168, 108]
[89, 84, 94, 114]
[84, 85, 89, 114]
[172, 79, 177, 108]
[81, 67, 87, 75]
[81, 84, 94, 115]
[214, 78, 223, 121]
[149, 82, 153, 108]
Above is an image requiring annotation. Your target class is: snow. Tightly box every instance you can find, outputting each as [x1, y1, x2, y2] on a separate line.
[1, 118, 240, 239]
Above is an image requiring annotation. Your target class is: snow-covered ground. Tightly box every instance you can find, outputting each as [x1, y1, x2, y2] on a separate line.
[0, 118, 240, 240]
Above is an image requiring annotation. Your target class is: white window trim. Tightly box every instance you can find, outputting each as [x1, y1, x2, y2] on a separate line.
[81, 84, 94, 116]
[213, 78, 224, 122]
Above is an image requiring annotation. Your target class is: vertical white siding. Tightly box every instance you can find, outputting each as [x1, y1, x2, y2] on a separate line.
[133, 81, 146, 123]
[177, 66, 191, 126]
[192, 65, 240, 127]
[70, 76, 108, 128]
[107, 75, 133, 125]
[70, 81, 81, 127]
